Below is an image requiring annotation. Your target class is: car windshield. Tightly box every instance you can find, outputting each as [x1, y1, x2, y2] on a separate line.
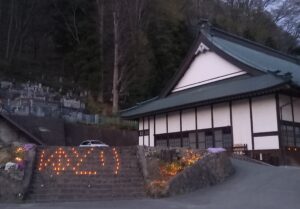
[81, 141, 90, 145]
[91, 140, 104, 144]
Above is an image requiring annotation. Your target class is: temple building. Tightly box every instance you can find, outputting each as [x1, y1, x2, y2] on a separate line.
[121, 26, 300, 164]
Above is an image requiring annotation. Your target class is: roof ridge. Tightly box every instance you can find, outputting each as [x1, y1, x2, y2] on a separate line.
[207, 27, 300, 65]
[119, 97, 158, 113]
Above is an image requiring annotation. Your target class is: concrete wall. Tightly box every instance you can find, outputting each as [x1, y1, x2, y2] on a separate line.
[0, 119, 28, 146]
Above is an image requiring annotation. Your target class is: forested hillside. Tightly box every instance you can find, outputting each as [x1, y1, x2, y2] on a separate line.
[0, 0, 299, 114]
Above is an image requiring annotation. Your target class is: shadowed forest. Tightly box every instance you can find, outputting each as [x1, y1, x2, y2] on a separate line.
[0, 0, 299, 114]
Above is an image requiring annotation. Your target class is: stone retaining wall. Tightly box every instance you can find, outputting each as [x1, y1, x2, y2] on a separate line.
[137, 147, 234, 197]
[167, 152, 234, 196]
[0, 147, 36, 202]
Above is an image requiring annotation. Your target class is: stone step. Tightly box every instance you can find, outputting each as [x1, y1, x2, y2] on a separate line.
[27, 193, 146, 202]
[26, 146, 146, 202]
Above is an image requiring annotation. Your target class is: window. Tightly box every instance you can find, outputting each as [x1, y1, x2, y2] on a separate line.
[281, 125, 294, 146]
[198, 132, 205, 149]
[169, 138, 181, 147]
[154, 126, 232, 149]
[144, 129, 149, 136]
[138, 129, 149, 136]
[214, 129, 223, 148]
[156, 139, 167, 147]
[188, 132, 197, 148]
[223, 127, 233, 149]
[205, 131, 214, 148]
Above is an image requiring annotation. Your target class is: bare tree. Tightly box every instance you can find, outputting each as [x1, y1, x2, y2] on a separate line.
[5, 0, 14, 59]
[96, 0, 105, 103]
[112, 1, 120, 114]
[52, 0, 81, 44]
[271, 0, 300, 38]
[111, 0, 147, 114]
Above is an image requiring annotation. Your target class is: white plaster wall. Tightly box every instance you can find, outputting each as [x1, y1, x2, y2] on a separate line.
[144, 136, 149, 146]
[155, 114, 167, 134]
[252, 95, 278, 133]
[279, 94, 293, 121]
[173, 51, 246, 92]
[143, 116, 149, 146]
[293, 97, 300, 123]
[139, 137, 143, 146]
[149, 117, 155, 147]
[213, 103, 230, 128]
[197, 106, 212, 129]
[232, 99, 253, 150]
[182, 109, 196, 131]
[254, 136, 279, 150]
[168, 111, 180, 133]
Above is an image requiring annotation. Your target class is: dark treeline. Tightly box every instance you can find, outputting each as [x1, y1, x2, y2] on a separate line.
[0, 0, 299, 114]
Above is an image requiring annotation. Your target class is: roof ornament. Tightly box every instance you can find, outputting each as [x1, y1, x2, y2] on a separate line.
[198, 18, 211, 29]
[268, 70, 293, 80]
[195, 43, 209, 55]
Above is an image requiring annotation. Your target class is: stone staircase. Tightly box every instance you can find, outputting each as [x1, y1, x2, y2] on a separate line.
[26, 146, 146, 202]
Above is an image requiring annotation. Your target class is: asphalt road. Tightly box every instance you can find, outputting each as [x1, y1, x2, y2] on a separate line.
[1, 159, 300, 209]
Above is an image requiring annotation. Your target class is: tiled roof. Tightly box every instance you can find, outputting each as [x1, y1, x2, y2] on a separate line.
[205, 29, 300, 84]
[121, 74, 289, 118]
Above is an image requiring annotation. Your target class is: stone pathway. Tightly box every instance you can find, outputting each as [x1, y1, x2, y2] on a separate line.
[1, 159, 300, 209]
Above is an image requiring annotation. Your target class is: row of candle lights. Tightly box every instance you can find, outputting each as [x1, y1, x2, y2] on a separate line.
[112, 148, 120, 175]
[38, 147, 120, 176]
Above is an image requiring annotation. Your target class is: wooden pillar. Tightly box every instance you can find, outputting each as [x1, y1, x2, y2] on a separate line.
[229, 101, 233, 151]
[249, 98, 254, 151]
[154, 115, 156, 146]
[166, 113, 169, 147]
[142, 117, 145, 146]
[211, 104, 215, 147]
[180, 110, 183, 147]
[195, 107, 198, 149]
[290, 96, 296, 147]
